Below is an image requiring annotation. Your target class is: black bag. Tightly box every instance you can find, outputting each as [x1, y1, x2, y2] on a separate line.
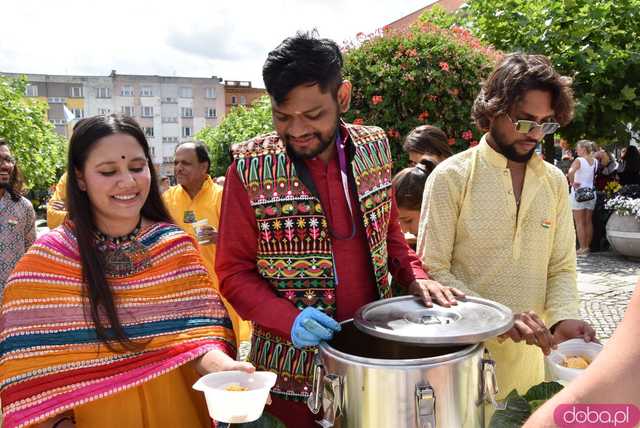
[575, 187, 595, 202]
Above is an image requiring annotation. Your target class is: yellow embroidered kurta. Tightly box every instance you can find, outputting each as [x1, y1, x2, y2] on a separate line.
[163, 176, 251, 345]
[46, 172, 67, 229]
[417, 136, 579, 403]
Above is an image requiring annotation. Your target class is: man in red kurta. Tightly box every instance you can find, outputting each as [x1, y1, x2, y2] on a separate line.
[216, 32, 462, 427]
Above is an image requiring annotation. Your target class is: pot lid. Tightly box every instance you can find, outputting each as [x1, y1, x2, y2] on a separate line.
[353, 296, 513, 345]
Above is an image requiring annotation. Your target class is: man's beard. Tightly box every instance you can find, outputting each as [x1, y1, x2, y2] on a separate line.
[489, 127, 538, 163]
[0, 181, 11, 191]
[284, 131, 336, 160]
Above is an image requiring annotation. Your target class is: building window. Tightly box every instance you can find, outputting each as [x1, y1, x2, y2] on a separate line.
[231, 96, 238, 105]
[121, 85, 134, 96]
[72, 108, 85, 119]
[140, 86, 153, 97]
[70, 87, 83, 98]
[181, 107, 193, 118]
[205, 108, 217, 119]
[162, 117, 178, 123]
[179, 87, 193, 98]
[182, 127, 192, 138]
[150, 147, 156, 157]
[205, 87, 216, 99]
[240, 96, 247, 105]
[25, 84, 38, 97]
[141, 106, 154, 117]
[96, 87, 111, 98]
[121, 106, 135, 116]
[144, 127, 155, 138]
[162, 136, 179, 143]
[97, 108, 111, 115]
[47, 97, 65, 103]
[162, 97, 177, 104]
[50, 119, 66, 125]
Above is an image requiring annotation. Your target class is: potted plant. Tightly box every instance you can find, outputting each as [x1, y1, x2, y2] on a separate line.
[605, 184, 640, 259]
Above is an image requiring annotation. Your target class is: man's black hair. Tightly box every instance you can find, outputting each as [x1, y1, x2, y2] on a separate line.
[263, 31, 343, 104]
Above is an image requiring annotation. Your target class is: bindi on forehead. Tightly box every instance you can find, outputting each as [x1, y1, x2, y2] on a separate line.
[121, 156, 126, 160]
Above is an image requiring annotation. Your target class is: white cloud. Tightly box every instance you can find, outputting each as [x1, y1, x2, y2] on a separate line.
[1, 0, 434, 87]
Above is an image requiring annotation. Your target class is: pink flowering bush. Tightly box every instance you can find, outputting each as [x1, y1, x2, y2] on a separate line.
[343, 21, 501, 169]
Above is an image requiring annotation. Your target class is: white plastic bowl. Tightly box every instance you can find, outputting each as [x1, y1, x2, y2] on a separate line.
[193, 370, 277, 423]
[546, 339, 603, 382]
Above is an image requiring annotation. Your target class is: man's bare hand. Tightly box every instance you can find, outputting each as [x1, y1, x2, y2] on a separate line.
[49, 200, 66, 211]
[499, 311, 555, 355]
[409, 279, 466, 308]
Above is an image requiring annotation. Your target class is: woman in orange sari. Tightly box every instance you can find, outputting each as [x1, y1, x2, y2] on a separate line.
[0, 114, 253, 428]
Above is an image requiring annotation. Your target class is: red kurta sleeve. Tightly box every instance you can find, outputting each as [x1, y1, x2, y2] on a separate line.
[386, 195, 429, 286]
[215, 162, 300, 337]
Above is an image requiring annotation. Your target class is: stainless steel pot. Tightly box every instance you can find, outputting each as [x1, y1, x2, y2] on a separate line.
[308, 321, 502, 428]
[307, 297, 513, 428]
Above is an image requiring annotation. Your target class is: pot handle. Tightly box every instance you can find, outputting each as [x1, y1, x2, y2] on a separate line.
[415, 385, 436, 428]
[316, 374, 343, 428]
[482, 357, 507, 410]
[308, 355, 324, 415]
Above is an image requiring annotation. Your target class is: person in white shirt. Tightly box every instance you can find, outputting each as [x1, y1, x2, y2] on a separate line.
[567, 140, 598, 255]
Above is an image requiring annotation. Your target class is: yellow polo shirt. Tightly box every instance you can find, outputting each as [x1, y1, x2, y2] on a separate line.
[417, 136, 579, 402]
[163, 176, 251, 345]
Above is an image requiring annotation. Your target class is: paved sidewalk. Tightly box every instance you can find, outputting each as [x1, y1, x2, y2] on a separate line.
[577, 251, 639, 341]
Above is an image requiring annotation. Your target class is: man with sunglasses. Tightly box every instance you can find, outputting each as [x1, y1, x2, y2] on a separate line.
[0, 138, 36, 301]
[417, 54, 596, 414]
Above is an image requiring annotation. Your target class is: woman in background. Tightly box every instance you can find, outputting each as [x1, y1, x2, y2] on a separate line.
[568, 140, 597, 256]
[617, 145, 640, 186]
[392, 160, 436, 247]
[402, 125, 452, 166]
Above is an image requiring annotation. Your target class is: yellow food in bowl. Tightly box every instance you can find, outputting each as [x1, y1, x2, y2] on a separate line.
[562, 356, 591, 369]
[224, 383, 249, 392]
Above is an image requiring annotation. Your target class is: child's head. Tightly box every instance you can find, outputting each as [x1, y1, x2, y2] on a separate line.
[392, 160, 436, 236]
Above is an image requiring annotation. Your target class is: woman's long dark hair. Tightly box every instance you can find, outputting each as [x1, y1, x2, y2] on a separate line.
[622, 145, 640, 174]
[67, 114, 173, 350]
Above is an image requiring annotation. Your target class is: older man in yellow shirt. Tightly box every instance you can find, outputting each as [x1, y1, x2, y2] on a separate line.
[418, 54, 596, 412]
[163, 142, 251, 347]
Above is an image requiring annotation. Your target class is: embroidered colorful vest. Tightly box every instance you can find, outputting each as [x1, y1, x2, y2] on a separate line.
[232, 124, 394, 401]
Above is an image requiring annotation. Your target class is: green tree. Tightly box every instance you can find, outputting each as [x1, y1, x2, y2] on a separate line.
[343, 22, 500, 169]
[196, 96, 273, 177]
[461, 0, 640, 146]
[0, 76, 67, 196]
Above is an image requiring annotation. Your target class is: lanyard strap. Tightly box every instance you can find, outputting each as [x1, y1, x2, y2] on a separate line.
[336, 131, 356, 224]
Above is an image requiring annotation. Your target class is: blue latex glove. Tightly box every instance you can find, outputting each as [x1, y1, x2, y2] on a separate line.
[291, 307, 341, 349]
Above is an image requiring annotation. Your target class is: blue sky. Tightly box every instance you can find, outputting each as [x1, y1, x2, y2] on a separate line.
[1, 0, 436, 87]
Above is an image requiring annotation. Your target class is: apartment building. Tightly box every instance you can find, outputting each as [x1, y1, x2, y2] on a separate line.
[224, 80, 266, 114]
[2, 71, 227, 176]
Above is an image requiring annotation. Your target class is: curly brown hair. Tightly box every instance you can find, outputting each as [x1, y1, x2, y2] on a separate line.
[472, 53, 574, 130]
[0, 137, 26, 201]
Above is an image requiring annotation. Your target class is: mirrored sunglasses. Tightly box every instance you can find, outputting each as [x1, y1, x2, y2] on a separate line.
[512, 119, 560, 135]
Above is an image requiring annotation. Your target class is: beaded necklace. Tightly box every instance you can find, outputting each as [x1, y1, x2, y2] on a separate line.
[95, 219, 151, 277]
